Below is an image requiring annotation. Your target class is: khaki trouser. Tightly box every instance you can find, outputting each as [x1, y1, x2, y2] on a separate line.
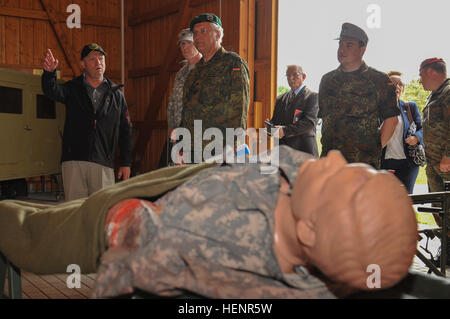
[62, 161, 115, 201]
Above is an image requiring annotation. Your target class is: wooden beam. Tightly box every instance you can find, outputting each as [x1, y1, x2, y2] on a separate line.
[127, 0, 213, 27]
[0, 64, 120, 80]
[131, 0, 193, 174]
[128, 2, 180, 26]
[128, 66, 161, 79]
[241, 0, 255, 129]
[254, 59, 270, 71]
[0, 7, 47, 20]
[39, 0, 82, 76]
[189, 0, 215, 7]
[269, 0, 278, 118]
[0, 7, 120, 28]
[127, 62, 182, 79]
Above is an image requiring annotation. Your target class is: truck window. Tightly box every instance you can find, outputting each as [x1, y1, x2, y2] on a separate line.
[36, 94, 56, 119]
[0, 86, 22, 114]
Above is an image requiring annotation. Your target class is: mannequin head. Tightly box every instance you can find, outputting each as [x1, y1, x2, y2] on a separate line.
[291, 151, 417, 290]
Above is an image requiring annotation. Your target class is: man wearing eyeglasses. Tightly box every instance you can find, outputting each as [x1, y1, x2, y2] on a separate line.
[180, 13, 250, 163]
[267, 65, 319, 156]
[41, 43, 132, 201]
[318, 23, 399, 169]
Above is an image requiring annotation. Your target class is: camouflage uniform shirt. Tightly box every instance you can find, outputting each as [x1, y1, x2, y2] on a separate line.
[422, 78, 450, 165]
[167, 63, 195, 132]
[92, 146, 348, 299]
[319, 61, 399, 168]
[181, 47, 250, 149]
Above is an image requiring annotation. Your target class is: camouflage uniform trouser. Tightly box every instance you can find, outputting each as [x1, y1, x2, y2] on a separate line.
[426, 164, 450, 232]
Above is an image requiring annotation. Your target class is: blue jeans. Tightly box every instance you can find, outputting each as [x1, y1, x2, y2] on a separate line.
[380, 158, 419, 194]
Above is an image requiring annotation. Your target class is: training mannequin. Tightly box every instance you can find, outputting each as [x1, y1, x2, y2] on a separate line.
[274, 151, 418, 290]
[97, 150, 418, 297]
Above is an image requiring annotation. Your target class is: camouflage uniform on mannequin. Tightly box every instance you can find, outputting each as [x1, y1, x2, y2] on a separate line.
[319, 23, 399, 169]
[93, 146, 418, 298]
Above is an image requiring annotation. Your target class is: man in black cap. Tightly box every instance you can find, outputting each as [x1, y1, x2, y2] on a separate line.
[41, 44, 132, 201]
[318, 23, 400, 169]
[179, 13, 250, 163]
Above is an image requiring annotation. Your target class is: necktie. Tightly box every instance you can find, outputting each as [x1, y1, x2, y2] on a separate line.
[288, 91, 295, 104]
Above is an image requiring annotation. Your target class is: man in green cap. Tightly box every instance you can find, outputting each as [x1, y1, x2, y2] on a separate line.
[41, 44, 133, 201]
[318, 23, 400, 169]
[179, 13, 250, 163]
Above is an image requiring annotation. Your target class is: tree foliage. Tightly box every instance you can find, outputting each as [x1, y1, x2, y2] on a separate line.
[277, 86, 290, 96]
[278, 79, 430, 112]
[401, 79, 430, 112]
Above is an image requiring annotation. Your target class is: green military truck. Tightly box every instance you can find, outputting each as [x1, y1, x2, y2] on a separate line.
[0, 68, 65, 196]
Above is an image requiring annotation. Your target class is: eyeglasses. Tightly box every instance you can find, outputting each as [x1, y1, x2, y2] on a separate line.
[286, 72, 302, 78]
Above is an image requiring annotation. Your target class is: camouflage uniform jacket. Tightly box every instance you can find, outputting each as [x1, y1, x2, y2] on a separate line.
[422, 78, 450, 165]
[181, 47, 250, 148]
[318, 61, 399, 168]
[167, 63, 194, 132]
[92, 146, 349, 299]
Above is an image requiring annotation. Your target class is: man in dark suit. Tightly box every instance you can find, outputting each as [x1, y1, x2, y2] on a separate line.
[268, 65, 319, 156]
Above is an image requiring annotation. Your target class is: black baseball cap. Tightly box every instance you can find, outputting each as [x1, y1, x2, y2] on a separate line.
[81, 43, 107, 60]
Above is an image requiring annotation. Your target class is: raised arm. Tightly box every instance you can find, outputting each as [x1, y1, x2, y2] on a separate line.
[41, 48, 69, 103]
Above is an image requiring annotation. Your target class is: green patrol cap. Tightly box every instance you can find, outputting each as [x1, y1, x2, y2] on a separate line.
[190, 13, 222, 31]
[335, 22, 368, 46]
[81, 43, 107, 60]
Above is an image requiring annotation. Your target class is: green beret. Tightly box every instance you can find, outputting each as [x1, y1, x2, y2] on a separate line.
[190, 13, 222, 31]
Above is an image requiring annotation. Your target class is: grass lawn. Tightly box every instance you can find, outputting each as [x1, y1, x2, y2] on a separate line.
[415, 166, 427, 185]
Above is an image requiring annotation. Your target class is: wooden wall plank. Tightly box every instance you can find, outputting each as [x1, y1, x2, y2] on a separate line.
[131, 0, 194, 174]
[0, 7, 120, 27]
[33, 19, 47, 66]
[0, 0, 122, 83]
[20, 18, 34, 66]
[4, 0, 19, 8]
[20, 0, 33, 9]
[40, 0, 81, 75]
[126, 0, 258, 172]
[5, 17, 19, 64]
[0, 16, 4, 64]
[0, 0, 271, 174]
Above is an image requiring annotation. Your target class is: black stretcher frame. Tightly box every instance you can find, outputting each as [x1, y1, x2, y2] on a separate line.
[410, 182, 449, 277]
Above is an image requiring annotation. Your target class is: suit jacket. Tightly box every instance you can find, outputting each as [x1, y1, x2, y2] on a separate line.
[270, 86, 319, 156]
[382, 100, 424, 167]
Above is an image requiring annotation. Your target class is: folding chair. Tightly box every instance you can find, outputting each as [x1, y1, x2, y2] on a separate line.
[410, 182, 449, 277]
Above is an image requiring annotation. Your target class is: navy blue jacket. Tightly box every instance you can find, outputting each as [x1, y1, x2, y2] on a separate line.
[42, 70, 132, 169]
[384, 100, 423, 166]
